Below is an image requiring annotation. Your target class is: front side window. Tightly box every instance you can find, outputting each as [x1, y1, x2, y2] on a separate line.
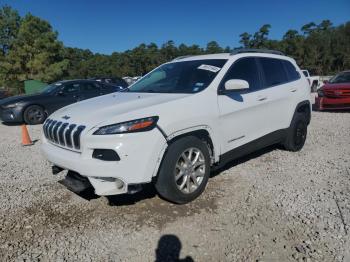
[62, 83, 80, 94]
[41, 82, 63, 94]
[329, 72, 350, 84]
[259, 58, 289, 87]
[128, 59, 227, 94]
[221, 57, 261, 92]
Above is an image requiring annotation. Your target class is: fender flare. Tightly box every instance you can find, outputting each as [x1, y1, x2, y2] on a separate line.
[291, 100, 311, 125]
[151, 125, 221, 177]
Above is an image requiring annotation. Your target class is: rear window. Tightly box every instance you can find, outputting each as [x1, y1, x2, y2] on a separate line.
[259, 58, 289, 87]
[283, 61, 301, 81]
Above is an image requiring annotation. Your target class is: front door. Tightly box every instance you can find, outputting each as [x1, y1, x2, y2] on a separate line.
[217, 57, 272, 153]
[48, 82, 81, 114]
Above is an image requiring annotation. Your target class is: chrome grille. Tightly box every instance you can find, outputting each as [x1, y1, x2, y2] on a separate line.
[43, 118, 86, 151]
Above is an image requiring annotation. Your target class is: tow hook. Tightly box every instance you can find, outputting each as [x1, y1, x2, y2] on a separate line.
[128, 184, 142, 194]
[52, 165, 64, 175]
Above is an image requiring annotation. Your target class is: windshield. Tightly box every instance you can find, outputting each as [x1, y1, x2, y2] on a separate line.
[41, 82, 63, 94]
[128, 59, 227, 93]
[329, 72, 350, 84]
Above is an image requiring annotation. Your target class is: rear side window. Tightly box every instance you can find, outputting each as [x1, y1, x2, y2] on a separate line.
[259, 58, 289, 87]
[81, 82, 99, 92]
[282, 60, 301, 81]
[221, 57, 261, 92]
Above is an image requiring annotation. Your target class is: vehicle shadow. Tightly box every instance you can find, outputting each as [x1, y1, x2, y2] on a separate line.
[72, 145, 280, 206]
[1, 121, 23, 126]
[106, 183, 157, 206]
[210, 144, 279, 178]
[155, 234, 194, 262]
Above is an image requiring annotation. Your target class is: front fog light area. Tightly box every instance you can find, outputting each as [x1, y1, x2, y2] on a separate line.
[115, 178, 124, 189]
[89, 176, 127, 195]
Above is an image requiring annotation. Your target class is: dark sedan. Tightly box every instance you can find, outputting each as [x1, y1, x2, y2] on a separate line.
[90, 77, 129, 90]
[0, 89, 10, 99]
[0, 79, 120, 125]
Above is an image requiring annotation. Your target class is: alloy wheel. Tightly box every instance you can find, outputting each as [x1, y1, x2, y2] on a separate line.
[174, 147, 206, 194]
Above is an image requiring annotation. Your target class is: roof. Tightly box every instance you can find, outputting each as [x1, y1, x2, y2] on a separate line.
[172, 53, 231, 61]
[173, 49, 288, 62]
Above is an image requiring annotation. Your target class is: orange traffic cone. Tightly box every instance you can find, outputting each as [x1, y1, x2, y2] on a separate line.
[21, 124, 34, 146]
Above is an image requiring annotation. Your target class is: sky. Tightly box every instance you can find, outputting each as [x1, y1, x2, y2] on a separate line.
[2, 0, 350, 54]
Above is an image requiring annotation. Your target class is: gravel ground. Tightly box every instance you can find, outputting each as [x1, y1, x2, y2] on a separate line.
[0, 109, 349, 261]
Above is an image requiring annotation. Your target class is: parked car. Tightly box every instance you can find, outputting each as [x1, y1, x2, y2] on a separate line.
[0, 89, 10, 100]
[90, 77, 128, 90]
[0, 79, 121, 125]
[301, 70, 321, 92]
[315, 70, 350, 110]
[42, 49, 311, 204]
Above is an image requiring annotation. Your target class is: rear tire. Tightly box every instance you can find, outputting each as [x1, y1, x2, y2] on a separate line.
[155, 136, 210, 204]
[283, 113, 308, 152]
[23, 105, 46, 125]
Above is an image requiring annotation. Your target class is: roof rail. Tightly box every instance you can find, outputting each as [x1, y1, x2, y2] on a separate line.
[230, 48, 284, 56]
[172, 55, 193, 61]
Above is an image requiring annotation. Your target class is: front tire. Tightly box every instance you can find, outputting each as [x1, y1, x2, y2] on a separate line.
[23, 105, 46, 125]
[283, 113, 308, 152]
[155, 136, 211, 204]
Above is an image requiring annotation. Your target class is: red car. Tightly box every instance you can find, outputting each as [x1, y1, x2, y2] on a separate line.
[316, 71, 350, 110]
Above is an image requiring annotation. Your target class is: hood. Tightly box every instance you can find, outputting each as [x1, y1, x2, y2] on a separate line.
[0, 93, 47, 106]
[323, 82, 350, 90]
[51, 92, 191, 127]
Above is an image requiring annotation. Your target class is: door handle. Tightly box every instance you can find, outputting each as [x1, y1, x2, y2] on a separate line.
[257, 96, 267, 101]
[290, 88, 297, 92]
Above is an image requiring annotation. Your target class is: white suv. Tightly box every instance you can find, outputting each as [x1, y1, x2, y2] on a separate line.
[42, 49, 311, 204]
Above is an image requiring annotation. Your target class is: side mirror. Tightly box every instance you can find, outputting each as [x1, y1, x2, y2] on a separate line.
[224, 79, 249, 91]
[323, 80, 328, 84]
[57, 90, 65, 96]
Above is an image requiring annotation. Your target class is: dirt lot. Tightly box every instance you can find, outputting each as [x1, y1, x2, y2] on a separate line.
[0, 110, 349, 261]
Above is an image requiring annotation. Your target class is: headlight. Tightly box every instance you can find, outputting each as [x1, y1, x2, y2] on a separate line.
[3, 103, 18, 109]
[93, 116, 159, 135]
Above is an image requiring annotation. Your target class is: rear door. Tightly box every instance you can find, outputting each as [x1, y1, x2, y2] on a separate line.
[257, 57, 300, 130]
[100, 83, 120, 95]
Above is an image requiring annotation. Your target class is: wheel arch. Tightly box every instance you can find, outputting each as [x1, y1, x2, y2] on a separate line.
[167, 129, 216, 164]
[22, 103, 47, 124]
[294, 100, 311, 124]
[152, 126, 219, 178]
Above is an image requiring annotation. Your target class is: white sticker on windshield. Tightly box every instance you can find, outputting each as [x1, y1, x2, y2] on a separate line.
[197, 64, 221, 73]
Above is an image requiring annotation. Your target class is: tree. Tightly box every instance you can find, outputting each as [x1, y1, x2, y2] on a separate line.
[0, 6, 20, 55]
[318, 20, 333, 31]
[251, 24, 271, 48]
[160, 40, 178, 61]
[0, 5, 349, 91]
[206, 41, 223, 53]
[301, 22, 317, 35]
[239, 32, 251, 48]
[2, 14, 68, 93]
